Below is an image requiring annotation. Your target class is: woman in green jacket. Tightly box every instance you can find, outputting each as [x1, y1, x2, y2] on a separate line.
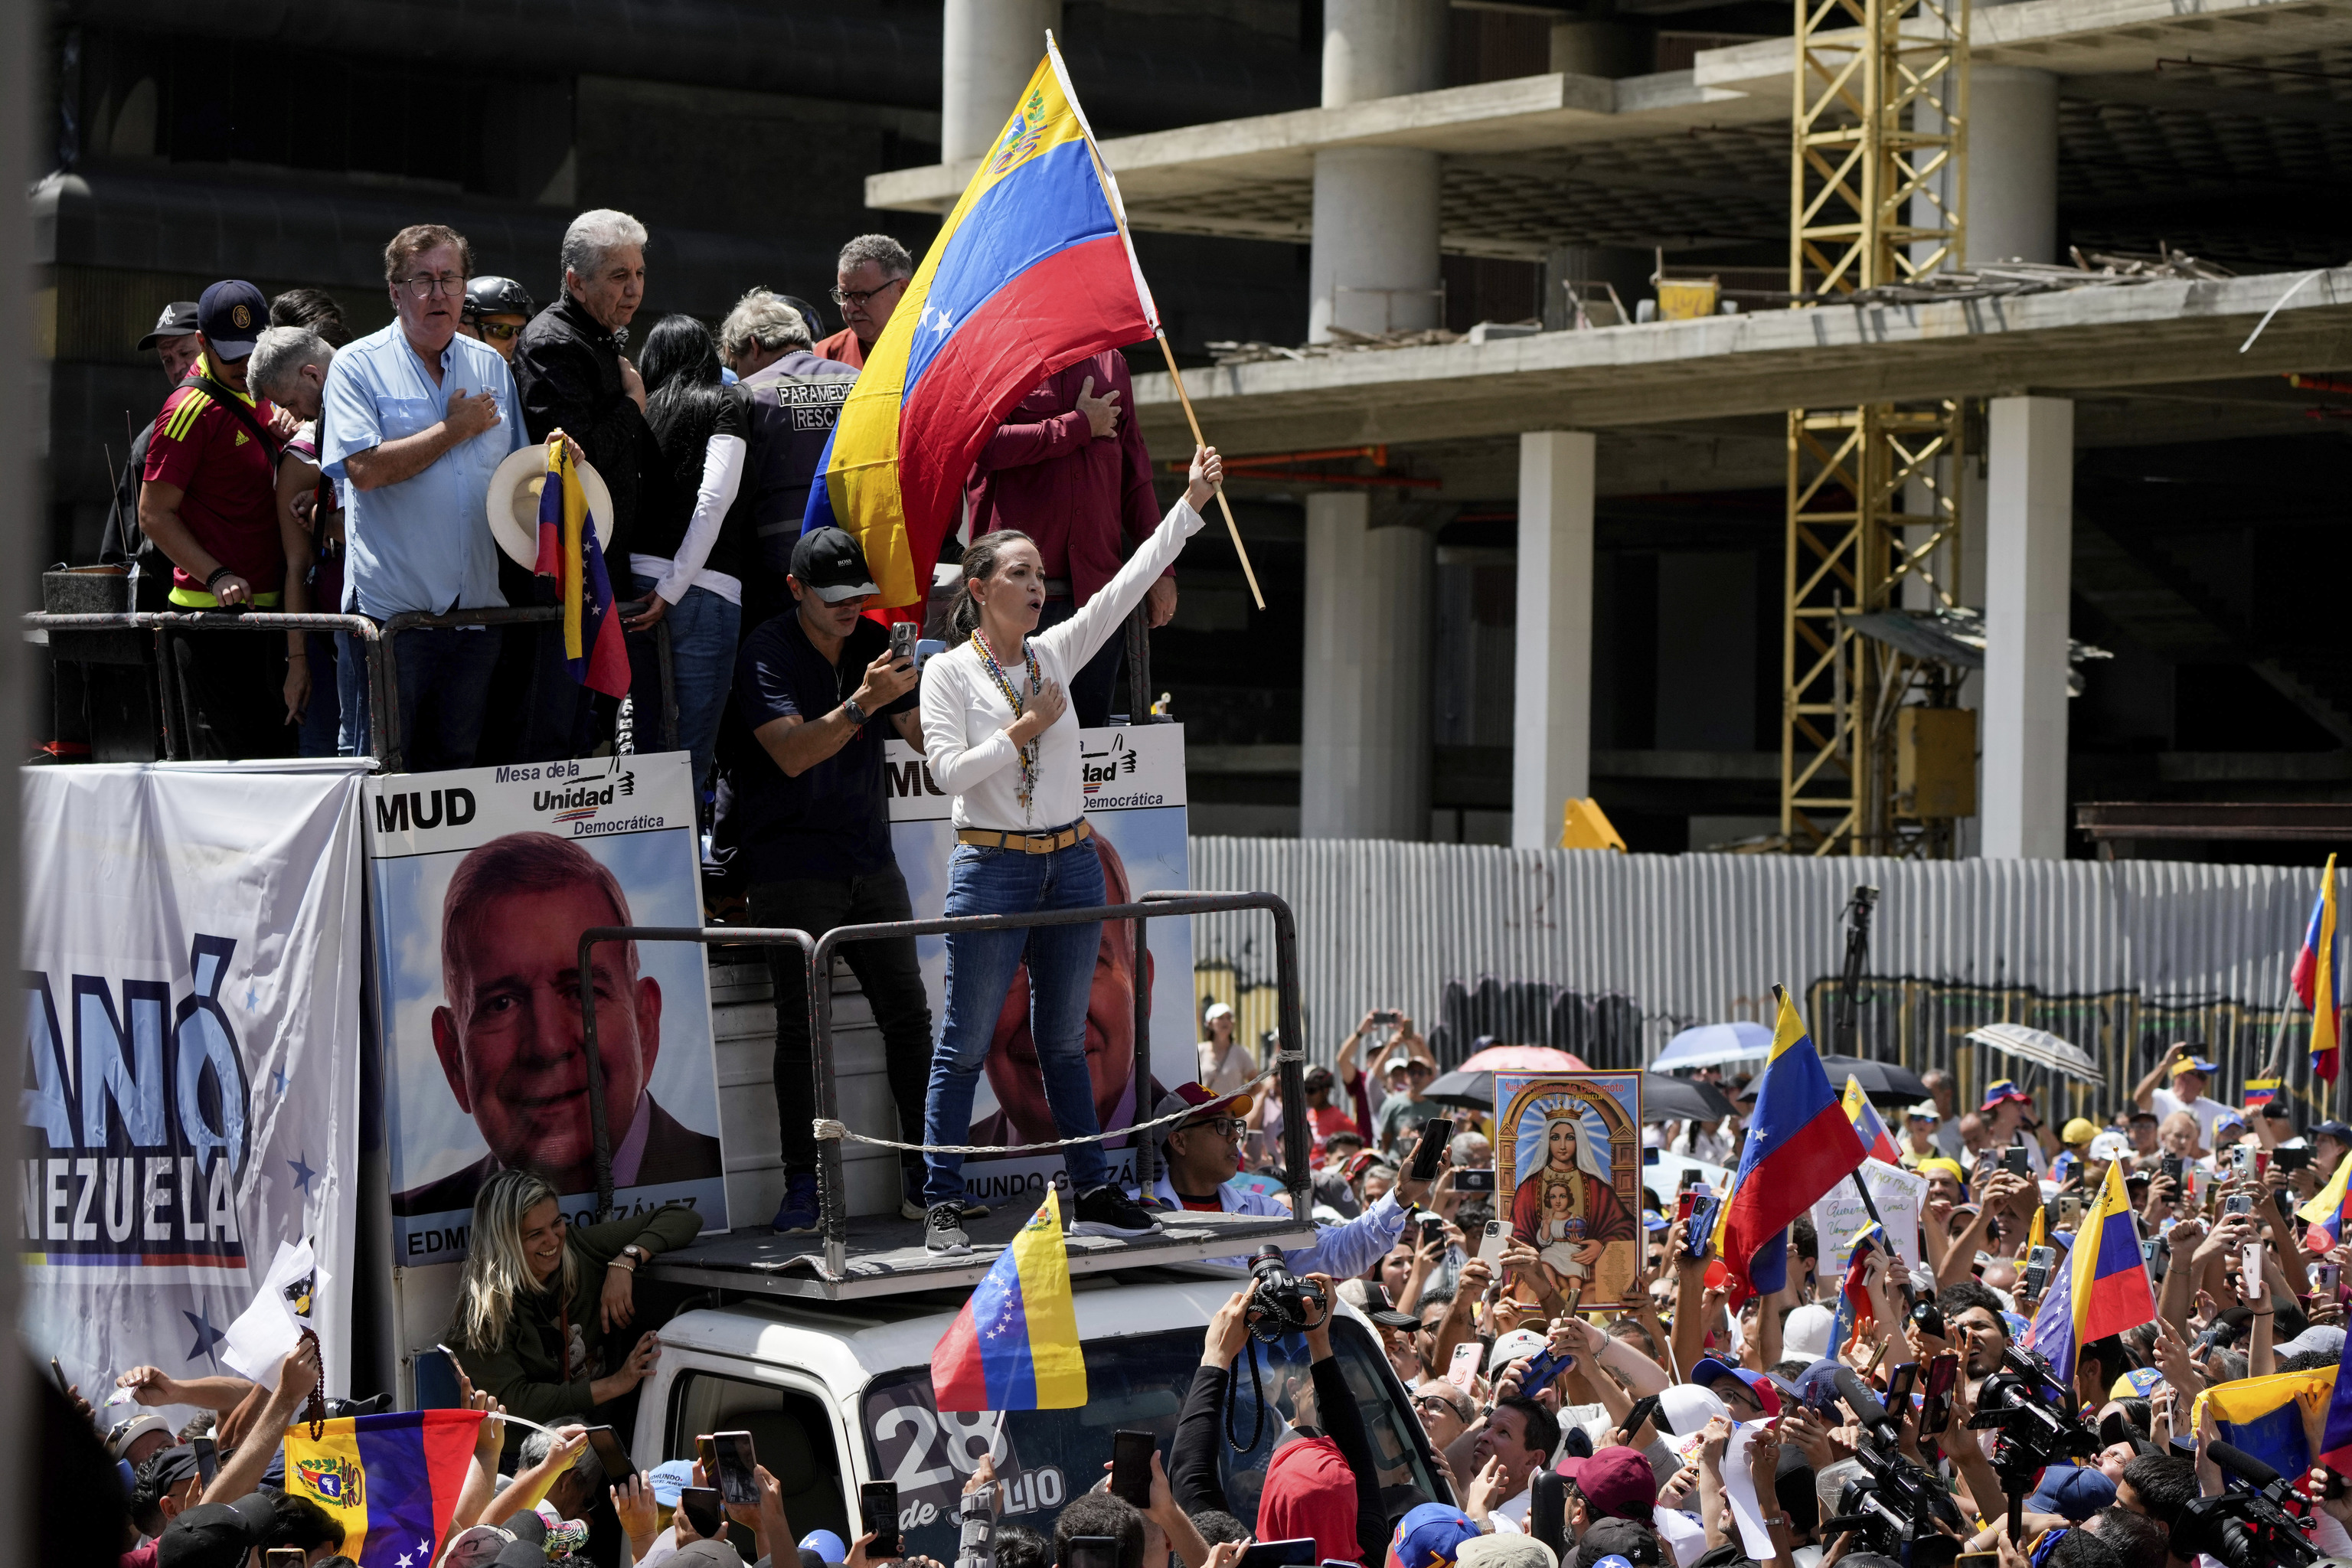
[447, 1168, 704, 1429]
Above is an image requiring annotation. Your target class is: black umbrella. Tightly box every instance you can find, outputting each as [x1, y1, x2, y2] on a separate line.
[1423, 1069, 1495, 1109]
[1640, 1073, 1736, 1123]
[1815, 1055, 1929, 1109]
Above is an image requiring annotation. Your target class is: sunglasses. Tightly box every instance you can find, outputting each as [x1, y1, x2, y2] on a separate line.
[472, 320, 522, 341]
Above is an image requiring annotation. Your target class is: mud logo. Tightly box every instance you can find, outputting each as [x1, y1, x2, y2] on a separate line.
[1079, 733, 1140, 798]
[21, 934, 253, 1262]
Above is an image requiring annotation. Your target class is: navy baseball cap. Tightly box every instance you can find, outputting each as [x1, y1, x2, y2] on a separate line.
[197, 280, 268, 359]
[789, 527, 880, 603]
[137, 300, 201, 351]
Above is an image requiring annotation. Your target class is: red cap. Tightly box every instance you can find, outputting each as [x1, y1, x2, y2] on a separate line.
[1554, 1446, 1658, 1522]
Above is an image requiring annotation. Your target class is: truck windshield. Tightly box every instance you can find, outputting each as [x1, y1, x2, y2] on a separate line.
[861, 1318, 1441, 1562]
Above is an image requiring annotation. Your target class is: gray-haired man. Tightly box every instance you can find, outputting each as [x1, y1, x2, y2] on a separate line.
[815, 233, 913, 371]
[719, 287, 861, 626]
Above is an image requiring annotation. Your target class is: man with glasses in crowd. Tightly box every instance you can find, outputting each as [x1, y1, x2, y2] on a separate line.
[815, 233, 913, 371]
[319, 224, 524, 769]
[1145, 1079, 1422, 1276]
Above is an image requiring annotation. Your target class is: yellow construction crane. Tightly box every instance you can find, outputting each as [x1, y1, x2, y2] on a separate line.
[1780, 0, 1971, 858]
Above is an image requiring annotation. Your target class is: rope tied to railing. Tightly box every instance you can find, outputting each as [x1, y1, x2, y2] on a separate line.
[812, 1062, 1282, 1155]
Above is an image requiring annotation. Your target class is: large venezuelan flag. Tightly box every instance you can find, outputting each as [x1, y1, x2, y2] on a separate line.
[2196, 1367, 2337, 1483]
[803, 37, 1159, 613]
[1713, 988, 1867, 1305]
[932, 1187, 1088, 1412]
[2068, 1160, 2155, 1346]
[2295, 853, 2341, 1081]
[282, 1410, 483, 1568]
[533, 434, 630, 699]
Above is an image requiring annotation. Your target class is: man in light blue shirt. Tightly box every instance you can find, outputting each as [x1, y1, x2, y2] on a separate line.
[321, 222, 524, 770]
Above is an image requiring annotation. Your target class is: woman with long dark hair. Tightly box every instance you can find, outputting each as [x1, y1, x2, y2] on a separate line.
[915, 443, 1223, 1252]
[622, 313, 753, 799]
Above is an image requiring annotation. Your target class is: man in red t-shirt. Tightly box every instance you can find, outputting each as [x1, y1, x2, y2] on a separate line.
[139, 280, 308, 759]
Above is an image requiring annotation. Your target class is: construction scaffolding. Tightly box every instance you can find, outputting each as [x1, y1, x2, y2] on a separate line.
[1780, 0, 1971, 857]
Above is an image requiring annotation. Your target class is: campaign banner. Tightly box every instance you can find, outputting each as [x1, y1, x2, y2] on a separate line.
[368, 752, 729, 1266]
[21, 761, 370, 1406]
[884, 724, 1192, 1208]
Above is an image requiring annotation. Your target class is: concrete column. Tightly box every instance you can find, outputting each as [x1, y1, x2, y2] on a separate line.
[1912, 65, 2057, 271]
[1310, 0, 1446, 342]
[1512, 432, 1596, 849]
[1981, 397, 2073, 859]
[1302, 494, 1432, 839]
[941, 0, 1063, 163]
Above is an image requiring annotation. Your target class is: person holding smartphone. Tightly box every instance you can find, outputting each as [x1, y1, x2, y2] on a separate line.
[729, 524, 939, 1235]
[913, 445, 1223, 1253]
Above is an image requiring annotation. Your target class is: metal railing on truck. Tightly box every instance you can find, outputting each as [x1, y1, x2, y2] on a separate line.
[577, 890, 1312, 1279]
[28, 604, 679, 773]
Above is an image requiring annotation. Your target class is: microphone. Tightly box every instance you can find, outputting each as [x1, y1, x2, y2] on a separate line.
[1834, 1367, 1893, 1430]
[2209, 1440, 2284, 1490]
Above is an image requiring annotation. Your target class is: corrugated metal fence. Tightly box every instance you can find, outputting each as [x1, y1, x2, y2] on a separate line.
[1182, 839, 2334, 1123]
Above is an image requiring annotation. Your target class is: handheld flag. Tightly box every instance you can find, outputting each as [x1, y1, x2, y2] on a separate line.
[533, 435, 630, 699]
[2196, 1367, 2338, 1483]
[803, 38, 1160, 614]
[1831, 1220, 1884, 1351]
[2299, 1150, 2352, 1251]
[2295, 854, 2342, 1082]
[2069, 1160, 2156, 1348]
[282, 1410, 485, 1568]
[932, 1187, 1088, 1411]
[2027, 1240, 2078, 1383]
[1713, 987, 1869, 1305]
[2317, 1319, 2352, 1478]
[2244, 1076, 2281, 1109]
[1844, 1076, 1904, 1165]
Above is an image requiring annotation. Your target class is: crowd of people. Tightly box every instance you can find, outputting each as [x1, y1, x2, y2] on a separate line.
[71, 1029, 2352, 1568]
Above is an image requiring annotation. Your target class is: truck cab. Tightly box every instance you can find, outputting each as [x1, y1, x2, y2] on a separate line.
[634, 1266, 1450, 1561]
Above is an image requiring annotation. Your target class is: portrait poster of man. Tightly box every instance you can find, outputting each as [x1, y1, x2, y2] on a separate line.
[1494, 1071, 1644, 1310]
[884, 725, 1192, 1208]
[368, 753, 730, 1264]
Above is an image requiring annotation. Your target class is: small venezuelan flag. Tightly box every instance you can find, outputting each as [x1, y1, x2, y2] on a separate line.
[2069, 1160, 2156, 1347]
[2197, 1367, 2338, 1483]
[1713, 988, 1868, 1306]
[2316, 1319, 2352, 1477]
[282, 1410, 484, 1568]
[2245, 1076, 2282, 1109]
[2295, 853, 2343, 1082]
[1830, 1220, 1884, 1352]
[2027, 1234, 2078, 1383]
[1844, 1076, 1904, 1165]
[932, 1188, 1088, 1412]
[803, 36, 1159, 614]
[2300, 1151, 2352, 1251]
[532, 434, 630, 699]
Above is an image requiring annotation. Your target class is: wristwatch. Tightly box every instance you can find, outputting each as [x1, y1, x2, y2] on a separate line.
[614, 1244, 648, 1270]
[843, 696, 871, 727]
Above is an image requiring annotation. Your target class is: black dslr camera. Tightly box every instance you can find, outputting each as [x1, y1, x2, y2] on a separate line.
[1968, 1347, 2101, 1534]
[1824, 1366, 1964, 1568]
[1244, 1244, 1328, 1341]
[2172, 1442, 2320, 1568]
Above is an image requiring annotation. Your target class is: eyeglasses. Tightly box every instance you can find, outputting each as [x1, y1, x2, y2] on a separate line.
[398, 273, 468, 298]
[1190, 1116, 1248, 1139]
[830, 277, 908, 309]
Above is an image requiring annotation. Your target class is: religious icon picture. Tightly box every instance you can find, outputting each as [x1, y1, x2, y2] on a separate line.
[1493, 1071, 1645, 1310]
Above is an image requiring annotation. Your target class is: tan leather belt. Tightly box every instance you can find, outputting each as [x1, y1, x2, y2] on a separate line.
[957, 818, 1094, 854]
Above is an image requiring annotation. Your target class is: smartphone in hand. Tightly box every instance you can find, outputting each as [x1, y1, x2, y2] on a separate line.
[890, 621, 917, 663]
[1110, 1429, 1155, 1510]
[680, 1487, 725, 1542]
[1410, 1121, 1447, 1184]
[712, 1429, 759, 1507]
[860, 1481, 901, 1560]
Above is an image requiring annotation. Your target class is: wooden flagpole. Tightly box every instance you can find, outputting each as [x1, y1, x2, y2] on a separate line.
[1153, 331, 1265, 610]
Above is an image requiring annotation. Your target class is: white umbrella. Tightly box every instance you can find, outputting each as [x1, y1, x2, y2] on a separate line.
[1651, 1021, 1773, 1073]
[1964, 1022, 2102, 1083]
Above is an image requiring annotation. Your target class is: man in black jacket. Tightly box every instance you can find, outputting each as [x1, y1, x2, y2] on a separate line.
[717, 286, 861, 629]
[509, 207, 663, 759]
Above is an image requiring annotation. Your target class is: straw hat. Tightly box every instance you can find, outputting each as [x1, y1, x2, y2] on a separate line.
[485, 444, 614, 569]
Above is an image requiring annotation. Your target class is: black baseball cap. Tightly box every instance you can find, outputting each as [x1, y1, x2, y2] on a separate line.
[137, 301, 201, 351]
[789, 527, 879, 603]
[2317, 1120, 2352, 1142]
[158, 1501, 266, 1568]
[142, 1446, 202, 1488]
[197, 279, 268, 359]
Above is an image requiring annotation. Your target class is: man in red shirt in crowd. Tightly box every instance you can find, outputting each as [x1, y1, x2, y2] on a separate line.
[137, 279, 310, 759]
[814, 234, 913, 371]
[965, 348, 1178, 727]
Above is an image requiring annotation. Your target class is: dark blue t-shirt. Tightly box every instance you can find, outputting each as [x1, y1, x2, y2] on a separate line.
[731, 609, 916, 884]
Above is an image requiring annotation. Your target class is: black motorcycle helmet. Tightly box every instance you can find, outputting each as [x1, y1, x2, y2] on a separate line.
[462, 275, 536, 322]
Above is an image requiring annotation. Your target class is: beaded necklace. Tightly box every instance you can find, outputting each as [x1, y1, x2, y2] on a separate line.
[971, 627, 1042, 818]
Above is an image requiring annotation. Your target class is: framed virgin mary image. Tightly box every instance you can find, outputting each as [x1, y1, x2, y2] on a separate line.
[1493, 1071, 1645, 1310]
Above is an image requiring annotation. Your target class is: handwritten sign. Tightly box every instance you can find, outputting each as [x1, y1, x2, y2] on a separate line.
[1810, 1160, 1928, 1275]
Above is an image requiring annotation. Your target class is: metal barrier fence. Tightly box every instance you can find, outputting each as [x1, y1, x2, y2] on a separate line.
[577, 889, 1309, 1276]
[30, 604, 678, 772]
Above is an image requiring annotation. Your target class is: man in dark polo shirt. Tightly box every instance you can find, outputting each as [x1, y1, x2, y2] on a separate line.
[733, 526, 942, 1233]
[137, 279, 305, 759]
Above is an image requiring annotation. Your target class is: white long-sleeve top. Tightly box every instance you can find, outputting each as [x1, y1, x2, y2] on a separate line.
[921, 495, 1201, 831]
[628, 433, 746, 605]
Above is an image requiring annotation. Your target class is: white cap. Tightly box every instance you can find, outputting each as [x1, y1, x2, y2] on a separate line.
[1488, 1328, 1548, 1374]
[1204, 1001, 1233, 1023]
[1658, 1383, 1730, 1436]
[2089, 1131, 2132, 1163]
[1782, 1302, 1836, 1362]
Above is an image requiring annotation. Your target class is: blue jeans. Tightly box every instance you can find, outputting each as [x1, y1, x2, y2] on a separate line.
[626, 574, 740, 799]
[922, 833, 1108, 1204]
[296, 632, 341, 758]
[388, 626, 501, 771]
[335, 630, 372, 757]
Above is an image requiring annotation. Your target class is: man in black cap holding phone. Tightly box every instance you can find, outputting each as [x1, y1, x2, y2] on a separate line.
[724, 525, 939, 1235]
